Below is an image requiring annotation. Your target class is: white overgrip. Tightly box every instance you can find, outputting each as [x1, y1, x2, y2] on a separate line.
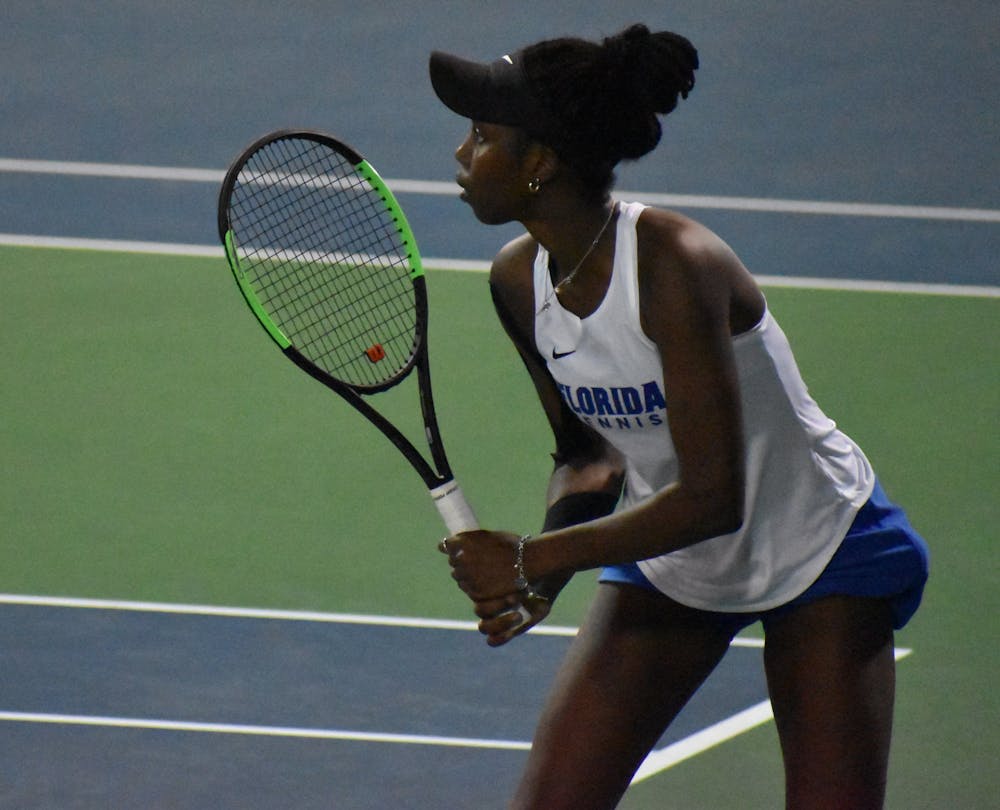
[430, 480, 479, 534]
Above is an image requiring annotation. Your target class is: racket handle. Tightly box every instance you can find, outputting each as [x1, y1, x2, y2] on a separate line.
[430, 480, 479, 534]
[431, 481, 532, 628]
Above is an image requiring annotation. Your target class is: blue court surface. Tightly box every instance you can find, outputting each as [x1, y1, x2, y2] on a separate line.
[1, 2, 996, 290]
[0, 596, 812, 809]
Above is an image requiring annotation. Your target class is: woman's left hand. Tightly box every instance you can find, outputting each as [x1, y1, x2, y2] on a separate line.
[473, 591, 552, 646]
[438, 529, 525, 601]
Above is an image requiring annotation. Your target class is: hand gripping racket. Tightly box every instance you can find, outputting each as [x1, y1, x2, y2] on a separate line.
[217, 129, 478, 535]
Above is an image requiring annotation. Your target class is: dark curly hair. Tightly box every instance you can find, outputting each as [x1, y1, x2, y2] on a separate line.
[521, 24, 698, 198]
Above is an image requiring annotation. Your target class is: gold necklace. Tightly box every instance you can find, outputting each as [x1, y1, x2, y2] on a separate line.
[537, 202, 618, 314]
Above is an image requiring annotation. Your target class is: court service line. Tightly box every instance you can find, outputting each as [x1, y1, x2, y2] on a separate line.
[0, 711, 531, 751]
[0, 592, 759, 647]
[2, 157, 999, 223]
[0, 591, 579, 637]
[0, 707, 759, 784]
[0, 233, 996, 299]
[0, 594, 916, 657]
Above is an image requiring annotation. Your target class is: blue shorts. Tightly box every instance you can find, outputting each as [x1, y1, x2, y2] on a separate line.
[599, 479, 929, 631]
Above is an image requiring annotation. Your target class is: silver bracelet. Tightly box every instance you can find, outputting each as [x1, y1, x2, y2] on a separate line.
[514, 534, 531, 590]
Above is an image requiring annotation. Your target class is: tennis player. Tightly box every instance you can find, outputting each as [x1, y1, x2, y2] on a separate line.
[431, 24, 929, 810]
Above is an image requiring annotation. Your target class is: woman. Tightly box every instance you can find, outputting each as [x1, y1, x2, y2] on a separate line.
[430, 24, 928, 810]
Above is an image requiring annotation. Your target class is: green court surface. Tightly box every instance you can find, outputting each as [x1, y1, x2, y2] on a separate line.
[2, 245, 997, 808]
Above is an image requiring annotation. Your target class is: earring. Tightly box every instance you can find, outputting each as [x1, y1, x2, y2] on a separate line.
[528, 177, 541, 194]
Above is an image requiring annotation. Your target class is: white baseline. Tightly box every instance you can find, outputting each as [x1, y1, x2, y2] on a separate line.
[2, 156, 999, 223]
[1, 232, 995, 298]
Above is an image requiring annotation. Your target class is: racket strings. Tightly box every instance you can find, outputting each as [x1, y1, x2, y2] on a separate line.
[250, 141, 415, 363]
[228, 138, 418, 387]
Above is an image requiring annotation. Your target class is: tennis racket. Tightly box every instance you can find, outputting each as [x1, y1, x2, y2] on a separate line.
[216, 129, 478, 535]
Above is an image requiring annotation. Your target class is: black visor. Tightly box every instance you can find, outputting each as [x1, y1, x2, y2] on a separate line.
[429, 50, 553, 131]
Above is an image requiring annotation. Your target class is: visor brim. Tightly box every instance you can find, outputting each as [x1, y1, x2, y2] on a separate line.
[429, 51, 534, 127]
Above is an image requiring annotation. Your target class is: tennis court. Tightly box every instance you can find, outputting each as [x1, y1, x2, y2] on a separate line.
[1, 3, 997, 808]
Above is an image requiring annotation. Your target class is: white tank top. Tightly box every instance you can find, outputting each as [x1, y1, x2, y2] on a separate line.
[533, 201, 875, 612]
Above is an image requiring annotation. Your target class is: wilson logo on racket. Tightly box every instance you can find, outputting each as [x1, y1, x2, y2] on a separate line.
[365, 343, 387, 363]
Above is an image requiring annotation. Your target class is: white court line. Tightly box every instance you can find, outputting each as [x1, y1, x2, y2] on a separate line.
[0, 158, 225, 183]
[2, 157, 999, 223]
[1, 233, 996, 298]
[632, 645, 913, 783]
[633, 700, 775, 782]
[0, 593, 911, 782]
[0, 233, 222, 257]
[0, 591, 563, 634]
[0, 591, 764, 646]
[0, 711, 531, 751]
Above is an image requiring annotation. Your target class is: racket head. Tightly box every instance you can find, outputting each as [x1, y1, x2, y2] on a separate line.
[218, 130, 427, 394]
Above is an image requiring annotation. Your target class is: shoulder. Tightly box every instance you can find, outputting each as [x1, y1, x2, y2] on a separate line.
[633, 207, 764, 336]
[635, 207, 743, 278]
[488, 232, 539, 328]
[489, 232, 538, 291]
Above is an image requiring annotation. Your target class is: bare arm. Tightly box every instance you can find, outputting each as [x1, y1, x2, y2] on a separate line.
[464, 238, 624, 643]
[487, 235, 626, 510]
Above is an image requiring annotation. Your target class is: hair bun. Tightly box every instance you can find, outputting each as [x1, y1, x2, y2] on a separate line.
[602, 22, 652, 66]
[603, 24, 699, 116]
[517, 23, 699, 183]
